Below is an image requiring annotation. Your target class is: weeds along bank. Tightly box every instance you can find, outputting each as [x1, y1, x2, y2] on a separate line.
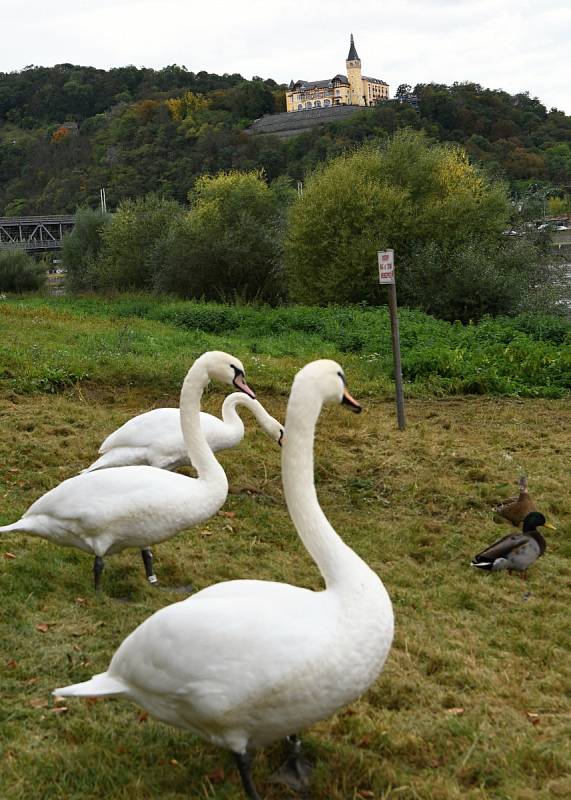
[1, 296, 570, 399]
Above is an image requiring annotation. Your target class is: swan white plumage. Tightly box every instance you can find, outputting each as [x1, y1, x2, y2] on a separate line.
[83, 393, 283, 472]
[53, 360, 395, 799]
[0, 351, 255, 591]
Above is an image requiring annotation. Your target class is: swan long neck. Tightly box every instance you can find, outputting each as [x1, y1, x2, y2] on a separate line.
[222, 394, 275, 435]
[282, 389, 365, 589]
[220, 394, 247, 437]
[179, 363, 227, 483]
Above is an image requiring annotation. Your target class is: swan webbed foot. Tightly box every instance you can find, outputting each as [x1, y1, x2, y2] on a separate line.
[141, 548, 158, 585]
[269, 734, 313, 792]
[234, 752, 263, 800]
[93, 556, 105, 592]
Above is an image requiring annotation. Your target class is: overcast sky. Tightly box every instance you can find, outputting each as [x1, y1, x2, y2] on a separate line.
[2, 0, 570, 115]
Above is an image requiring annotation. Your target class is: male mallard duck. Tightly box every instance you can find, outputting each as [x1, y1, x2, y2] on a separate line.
[471, 512, 556, 578]
[493, 475, 536, 526]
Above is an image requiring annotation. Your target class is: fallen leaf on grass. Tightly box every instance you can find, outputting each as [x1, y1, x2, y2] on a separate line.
[51, 706, 68, 714]
[6, 659, 17, 669]
[218, 511, 236, 519]
[3, 552, 16, 560]
[83, 697, 99, 706]
[138, 711, 149, 723]
[206, 768, 225, 784]
[526, 712, 540, 726]
[357, 791, 375, 799]
[36, 623, 50, 633]
[358, 735, 371, 748]
[446, 707, 465, 716]
[75, 597, 87, 606]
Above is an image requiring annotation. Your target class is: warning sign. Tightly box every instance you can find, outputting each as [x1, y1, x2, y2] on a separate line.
[378, 250, 395, 284]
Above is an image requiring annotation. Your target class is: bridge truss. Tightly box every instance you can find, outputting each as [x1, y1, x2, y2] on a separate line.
[0, 215, 76, 252]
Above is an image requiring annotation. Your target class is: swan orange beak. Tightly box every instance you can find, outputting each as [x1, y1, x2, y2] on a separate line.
[341, 388, 361, 413]
[233, 371, 256, 399]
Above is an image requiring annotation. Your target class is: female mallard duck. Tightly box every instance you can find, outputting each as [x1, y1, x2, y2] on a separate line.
[493, 475, 536, 527]
[471, 512, 556, 578]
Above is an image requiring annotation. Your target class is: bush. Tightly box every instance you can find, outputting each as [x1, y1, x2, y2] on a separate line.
[0, 251, 46, 292]
[62, 207, 110, 291]
[284, 130, 525, 317]
[154, 171, 293, 302]
[99, 194, 186, 290]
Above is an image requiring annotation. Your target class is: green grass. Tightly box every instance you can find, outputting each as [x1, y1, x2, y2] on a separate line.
[1, 295, 570, 398]
[0, 298, 570, 799]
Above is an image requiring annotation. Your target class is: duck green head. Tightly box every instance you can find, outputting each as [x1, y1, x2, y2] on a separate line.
[523, 512, 556, 532]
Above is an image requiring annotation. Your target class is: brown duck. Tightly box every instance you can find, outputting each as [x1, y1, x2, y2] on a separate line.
[493, 475, 536, 527]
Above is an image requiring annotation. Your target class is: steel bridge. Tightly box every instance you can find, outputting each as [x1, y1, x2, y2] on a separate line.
[0, 214, 76, 252]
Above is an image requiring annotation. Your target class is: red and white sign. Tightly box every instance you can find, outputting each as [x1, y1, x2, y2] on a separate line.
[378, 249, 395, 284]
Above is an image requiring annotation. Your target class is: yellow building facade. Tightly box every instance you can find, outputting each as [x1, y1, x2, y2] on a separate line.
[286, 35, 389, 113]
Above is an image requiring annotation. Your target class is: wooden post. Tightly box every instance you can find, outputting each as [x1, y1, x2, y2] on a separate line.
[378, 250, 406, 430]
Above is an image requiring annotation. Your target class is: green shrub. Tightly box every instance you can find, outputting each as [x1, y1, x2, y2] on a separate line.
[62, 207, 110, 291]
[154, 171, 293, 303]
[99, 194, 186, 290]
[0, 251, 46, 292]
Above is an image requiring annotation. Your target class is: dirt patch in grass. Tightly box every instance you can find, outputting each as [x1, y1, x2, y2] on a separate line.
[1, 388, 570, 799]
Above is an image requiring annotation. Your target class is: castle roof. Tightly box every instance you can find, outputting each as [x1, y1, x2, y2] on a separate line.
[290, 74, 349, 91]
[347, 34, 360, 61]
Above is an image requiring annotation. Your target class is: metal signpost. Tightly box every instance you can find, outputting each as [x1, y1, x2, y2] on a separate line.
[378, 249, 406, 430]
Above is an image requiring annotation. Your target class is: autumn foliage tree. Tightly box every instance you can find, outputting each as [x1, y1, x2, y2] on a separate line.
[284, 130, 559, 319]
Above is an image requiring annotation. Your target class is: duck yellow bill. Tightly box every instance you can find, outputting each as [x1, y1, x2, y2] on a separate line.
[341, 387, 362, 413]
[542, 522, 557, 531]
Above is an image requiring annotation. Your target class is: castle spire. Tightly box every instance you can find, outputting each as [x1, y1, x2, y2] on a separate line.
[347, 33, 360, 62]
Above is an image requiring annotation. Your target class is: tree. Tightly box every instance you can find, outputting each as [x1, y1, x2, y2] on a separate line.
[99, 194, 185, 290]
[154, 171, 293, 301]
[62, 207, 110, 291]
[284, 130, 523, 315]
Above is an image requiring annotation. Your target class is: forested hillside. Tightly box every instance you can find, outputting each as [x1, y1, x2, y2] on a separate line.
[1, 63, 570, 215]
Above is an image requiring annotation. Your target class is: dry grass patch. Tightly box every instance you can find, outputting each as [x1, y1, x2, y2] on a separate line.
[1, 388, 570, 800]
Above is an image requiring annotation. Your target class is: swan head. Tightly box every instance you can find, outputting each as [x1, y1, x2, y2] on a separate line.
[293, 360, 361, 412]
[196, 351, 256, 399]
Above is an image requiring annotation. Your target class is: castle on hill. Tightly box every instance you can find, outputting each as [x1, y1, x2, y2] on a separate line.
[286, 35, 389, 113]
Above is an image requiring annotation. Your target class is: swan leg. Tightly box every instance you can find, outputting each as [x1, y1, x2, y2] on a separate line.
[141, 548, 158, 585]
[93, 556, 105, 592]
[269, 734, 313, 791]
[234, 752, 262, 800]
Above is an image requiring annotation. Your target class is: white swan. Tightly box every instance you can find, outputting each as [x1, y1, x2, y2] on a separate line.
[0, 351, 255, 591]
[83, 394, 283, 472]
[54, 360, 395, 799]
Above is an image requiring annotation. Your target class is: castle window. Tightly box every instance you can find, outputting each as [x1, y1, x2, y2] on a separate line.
[297, 104, 303, 110]
[315, 100, 321, 107]
[305, 102, 311, 109]
[324, 99, 331, 106]
[335, 90, 341, 96]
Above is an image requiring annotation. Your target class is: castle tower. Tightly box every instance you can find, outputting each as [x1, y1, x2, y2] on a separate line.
[346, 34, 364, 106]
